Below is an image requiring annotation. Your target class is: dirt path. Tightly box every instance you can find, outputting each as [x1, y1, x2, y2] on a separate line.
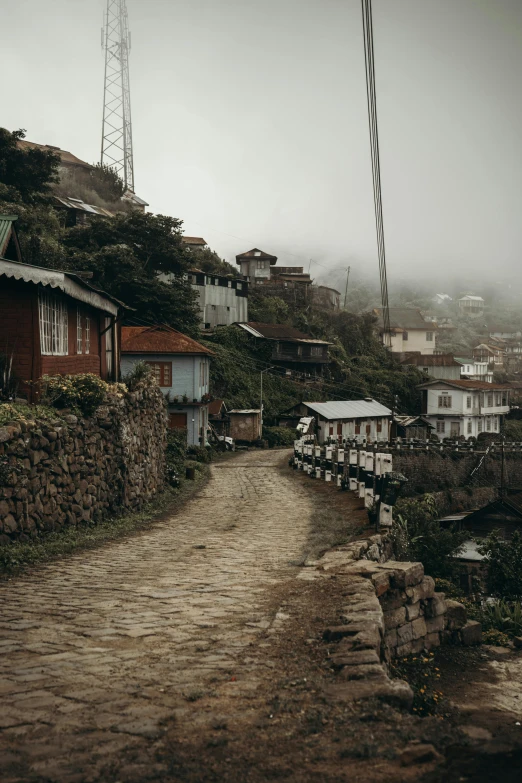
[0, 450, 318, 782]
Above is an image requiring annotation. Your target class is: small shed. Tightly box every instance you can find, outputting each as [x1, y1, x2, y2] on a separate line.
[208, 399, 227, 436]
[394, 415, 434, 440]
[227, 409, 261, 443]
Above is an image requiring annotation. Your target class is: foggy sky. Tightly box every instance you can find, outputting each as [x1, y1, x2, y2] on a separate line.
[2, 0, 522, 284]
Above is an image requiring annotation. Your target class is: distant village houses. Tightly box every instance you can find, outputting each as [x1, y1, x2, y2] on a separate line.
[458, 295, 485, 317]
[419, 378, 510, 440]
[278, 400, 392, 444]
[234, 322, 330, 377]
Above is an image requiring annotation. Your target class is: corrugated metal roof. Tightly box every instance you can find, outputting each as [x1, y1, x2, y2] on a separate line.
[235, 322, 330, 344]
[459, 295, 484, 302]
[0, 258, 121, 315]
[395, 415, 433, 428]
[54, 197, 114, 218]
[228, 409, 261, 414]
[208, 399, 225, 416]
[302, 400, 391, 420]
[0, 215, 17, 256]
[121, 326, 213, 355]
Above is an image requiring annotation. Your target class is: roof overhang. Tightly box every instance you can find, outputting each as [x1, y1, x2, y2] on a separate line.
[0, 258, 120, 316]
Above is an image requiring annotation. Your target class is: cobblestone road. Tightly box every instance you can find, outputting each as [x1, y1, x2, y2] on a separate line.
[0, 450, 314, 782]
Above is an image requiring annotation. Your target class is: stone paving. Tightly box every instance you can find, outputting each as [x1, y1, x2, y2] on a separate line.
[0, 450, 314, 782]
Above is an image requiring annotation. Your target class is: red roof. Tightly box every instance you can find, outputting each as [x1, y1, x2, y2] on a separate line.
[402, 354, 460, 367]
[121, 326, 213, 355]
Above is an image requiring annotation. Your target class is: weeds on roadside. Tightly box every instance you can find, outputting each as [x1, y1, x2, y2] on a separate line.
[390, 652, 445, 717]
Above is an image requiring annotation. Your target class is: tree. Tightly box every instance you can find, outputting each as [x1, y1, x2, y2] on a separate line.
[0, 128, 59, 202]
[188, 246, 237, 276]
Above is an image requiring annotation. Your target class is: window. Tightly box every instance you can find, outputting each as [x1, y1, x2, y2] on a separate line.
[85, 317, 90, 355]
[105, 317, 113, 377]
[377, 419, 382, 433]
[467, 421, 472, 434]
[403, 331, 409, 341]
[466, 396, 472, 409]
[426, 332, 433, 341]
[256, 260, 266, 270]
[487, 393, 493, 407]
[227, 306, 230, 311]
[145, 362, 172, 387]
[495, 393, 501, 406]
[39, 292, 68, 356]
[486, 417, 491, 431]
[76, 308, 83, 354]
[310, 346, 322, 357]
[478, 419, 483, 433]
[436, 420, 445, 434]
[438, 395, 452, 408]
[297, 346, 303, 357]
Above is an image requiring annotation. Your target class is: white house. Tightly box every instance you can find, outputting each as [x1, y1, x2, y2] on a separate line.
[458, 295, 485, 317]
[419, 379, 510, 440]
[297, 399, 392, 444]
[373, 308, 437, 355]
[432, 293, 452, 306]
[121, 325, 213, 446]
[454, 357, 493, 384]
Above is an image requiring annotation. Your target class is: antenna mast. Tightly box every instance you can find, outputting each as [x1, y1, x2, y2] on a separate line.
[101, 0, 135, 192]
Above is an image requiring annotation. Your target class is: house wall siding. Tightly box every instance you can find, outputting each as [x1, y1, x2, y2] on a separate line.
[0, 279, 36, 397]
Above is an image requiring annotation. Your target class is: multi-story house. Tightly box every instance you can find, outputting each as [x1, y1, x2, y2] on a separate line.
[373, 308, 437, 355]
[234, 322, 330, 377]
[120, 326, 213, 446]
[187, 269, 248, 329]
[236, 248, 278, 283]
[419, 379, 510, 440]
[458, 295, 485, 317]
[454, 357, 493, 384]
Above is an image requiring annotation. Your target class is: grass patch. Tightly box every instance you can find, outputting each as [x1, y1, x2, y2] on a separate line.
[0, 466, 210, 578]
[296, 507, 354, 565]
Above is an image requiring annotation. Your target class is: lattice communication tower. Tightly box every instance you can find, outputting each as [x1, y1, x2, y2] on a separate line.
[101, 0, 134, 192]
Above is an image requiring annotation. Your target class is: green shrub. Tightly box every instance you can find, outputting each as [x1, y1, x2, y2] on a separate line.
[166, 429, 187, 483]
[263, 426, 297, 448]
[186, 445, 212, 463]
[434, 577, 465, 600]
[122, 360, 153, 391]
[479, 530, 522, 600]
[41, 374, 108, 416]
[391, 494, 467, 578]
[476, 599, 522, 638]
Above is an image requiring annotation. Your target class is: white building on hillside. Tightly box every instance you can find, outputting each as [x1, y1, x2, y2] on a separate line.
[419, 379, 510, 440]
[458, 295, 485, 317]
[296, 399, 392, 444]
[454, 357, 493, 384]
[373, 308, 437, 355]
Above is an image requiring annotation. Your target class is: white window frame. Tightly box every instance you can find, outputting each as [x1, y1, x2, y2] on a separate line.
[466, 396, 472, 409]
[39, 291, 68, 356]
[486, 417, 491, 431]
[467, 421, 472, 434]
[436, 420, 445, 434]
[426, 331, 433, 341]
[85, 316, 90, 355]
[438, 395, 452, 409]
[76, 307, 83, 354]
[105, 317, 113, 377]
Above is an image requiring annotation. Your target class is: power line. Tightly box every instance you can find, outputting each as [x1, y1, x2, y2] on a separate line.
[361, 0, 391, 348]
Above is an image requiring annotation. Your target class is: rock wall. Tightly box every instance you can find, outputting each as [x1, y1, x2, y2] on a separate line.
[0, 380, 168, 543]
[311, 536, 480, 706]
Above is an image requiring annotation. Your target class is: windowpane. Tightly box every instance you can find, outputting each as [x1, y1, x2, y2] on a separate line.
[39, 292, 68, 356]
[77, 308, 83, 354]
[85, 317, 90, 355]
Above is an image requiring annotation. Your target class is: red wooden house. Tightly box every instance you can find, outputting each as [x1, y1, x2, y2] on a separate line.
[0, 215, 125, 400]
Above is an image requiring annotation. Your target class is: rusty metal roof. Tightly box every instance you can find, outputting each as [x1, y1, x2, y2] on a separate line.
[0, 215, 17, 257]
[182, 236, 207, 246]
[235, 322, 330, 344]
[53, 197, 114, 218]
[402, 354, 460, 367]
[121, 326, 213, 355]
[208, 399, 226, 416]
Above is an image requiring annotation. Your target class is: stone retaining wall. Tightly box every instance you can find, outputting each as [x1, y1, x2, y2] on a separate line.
[0, 379, 168, 543]
[310, 535, 480, 707]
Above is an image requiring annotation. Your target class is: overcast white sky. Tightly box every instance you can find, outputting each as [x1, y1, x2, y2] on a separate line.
[2, 0, 522, 285]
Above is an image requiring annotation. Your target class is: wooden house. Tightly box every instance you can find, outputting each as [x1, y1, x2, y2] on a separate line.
[0, 216, 125, 400]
